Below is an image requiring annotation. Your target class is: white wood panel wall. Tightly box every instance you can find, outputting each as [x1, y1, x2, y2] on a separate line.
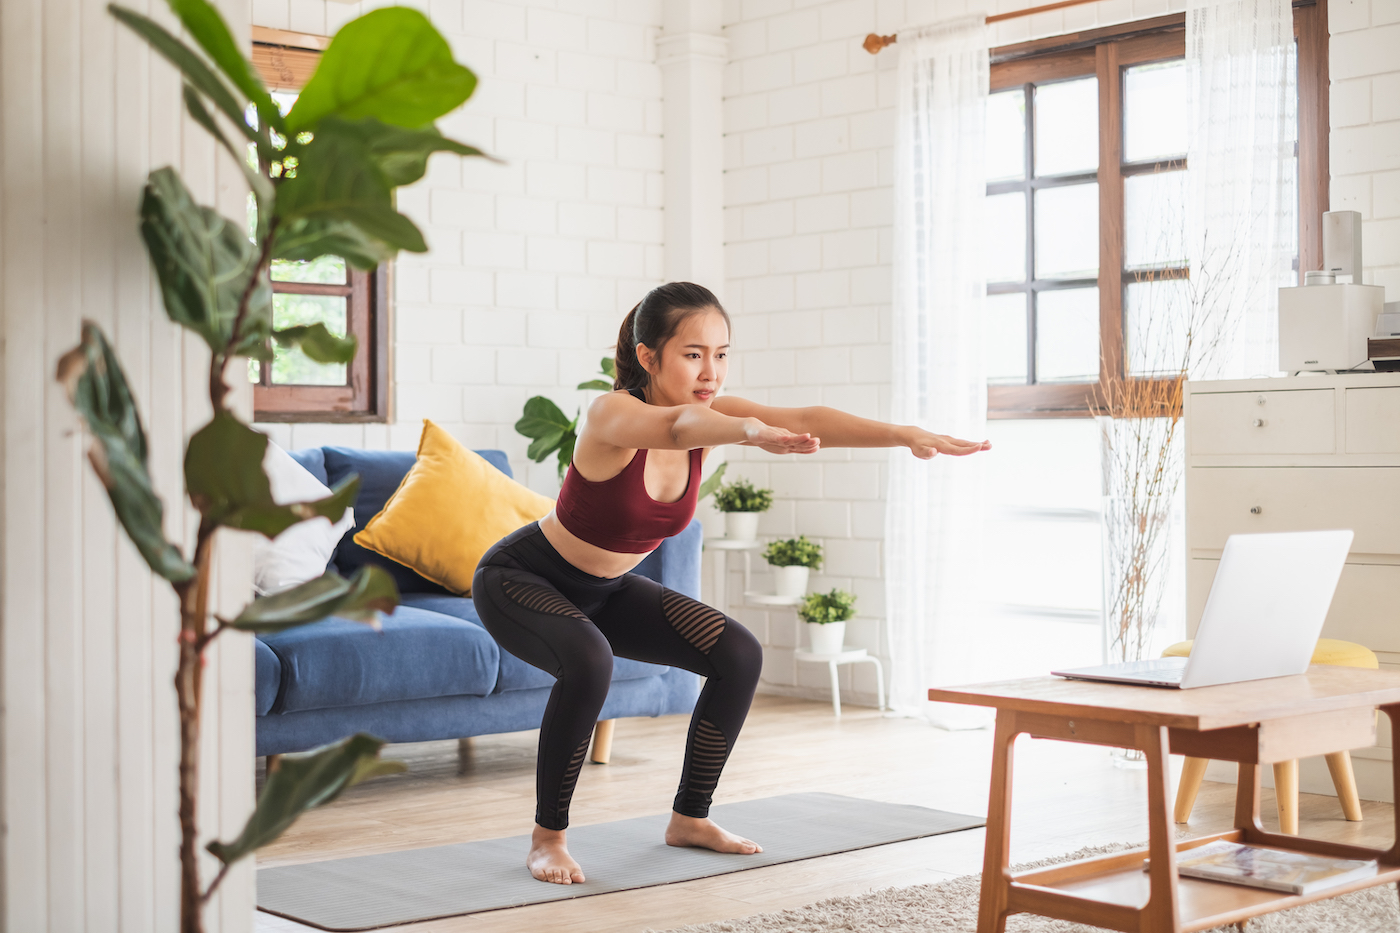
[1, 1, 256, 930]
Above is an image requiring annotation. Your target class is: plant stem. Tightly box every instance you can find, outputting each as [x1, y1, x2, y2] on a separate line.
[211, 219, 277, 413]
[200, 862, 232, 906]
[174, 523, 216, 933]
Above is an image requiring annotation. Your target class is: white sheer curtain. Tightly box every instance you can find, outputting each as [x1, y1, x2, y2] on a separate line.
[885, 17, 990, 728]
[1187, 0, 1296, 379]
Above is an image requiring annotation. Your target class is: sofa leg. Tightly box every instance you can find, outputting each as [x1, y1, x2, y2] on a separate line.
[591, 719, 615, 764]
[458, 737, 473, 771]
[265, 754, 282, 774]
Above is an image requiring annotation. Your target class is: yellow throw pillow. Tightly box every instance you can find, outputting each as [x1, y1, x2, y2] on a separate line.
[354, 420, 554, 595]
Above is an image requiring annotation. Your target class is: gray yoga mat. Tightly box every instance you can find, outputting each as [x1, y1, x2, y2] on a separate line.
[257, 792, 985, 931]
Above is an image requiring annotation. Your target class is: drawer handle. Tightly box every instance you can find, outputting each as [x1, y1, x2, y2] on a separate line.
[1250, 506, 1263, 515]
[1252, 418, 1266, 427]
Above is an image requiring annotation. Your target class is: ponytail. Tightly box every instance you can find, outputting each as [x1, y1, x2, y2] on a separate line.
[613, 303, 647, 391]
[611, 282, 729, 395]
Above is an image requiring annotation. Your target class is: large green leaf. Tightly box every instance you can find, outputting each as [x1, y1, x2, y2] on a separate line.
[56, 322, 195, 583]
[555, 429, 577, 481]
[207, 734, 405, 866]
[319, 117, 487, 187]
[140, 167, 272, 357]
[271, 216, 394, 271]
[274, 126, 426, 259]
[184, 412, 359, 536]
[525, 429, 564, 463]
[108, 5, 252, 141]
[272, 323, 358, 364]
[698, 461, 727, 502]
[165, 0, 280, 132]
[228, 566, 399, 632]
[514, 396, 572, 440]
[576, 379, 613, 391]
[285, 8, 476, 133]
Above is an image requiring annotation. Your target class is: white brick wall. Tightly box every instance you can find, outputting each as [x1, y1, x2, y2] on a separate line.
[252, 0, 666, 494]
[1329, 0, 1400, 298]
[246, 0, 1400, 710]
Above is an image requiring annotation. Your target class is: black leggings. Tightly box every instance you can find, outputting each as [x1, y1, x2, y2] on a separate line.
[472, 523, 763, 831]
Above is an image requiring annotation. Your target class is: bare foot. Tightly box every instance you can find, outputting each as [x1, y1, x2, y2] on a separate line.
[527, 826, 585, 884]
[664, 812, 763, 854]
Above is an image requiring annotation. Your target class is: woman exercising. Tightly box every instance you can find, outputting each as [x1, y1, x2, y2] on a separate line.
[472, 282, 990, 885]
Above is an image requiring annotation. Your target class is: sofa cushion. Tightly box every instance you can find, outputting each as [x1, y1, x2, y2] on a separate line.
[402, 593, 672, 693]
[254, 638, 282, 716]
[259, 605, 500, 713]
[353, 422, 554, 596]
[287, 447, 329, 486]
[323, 445, 513, 594]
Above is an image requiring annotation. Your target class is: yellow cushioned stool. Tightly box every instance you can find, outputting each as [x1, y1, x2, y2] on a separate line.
[1168, 638, 1375, 833]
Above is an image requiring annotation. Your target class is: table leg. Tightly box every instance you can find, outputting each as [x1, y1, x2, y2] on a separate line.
[978, 710, 1019, 933]
[1139, 724, 1181, 933]
[829, 661, 841, 718]
[1236, 759, 1264, 837]
[1383, 704, 1400, 863]
[1272, 760, 1299, 835]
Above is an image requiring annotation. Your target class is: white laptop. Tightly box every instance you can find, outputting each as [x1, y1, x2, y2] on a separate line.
[1052, 530, 1353, 689]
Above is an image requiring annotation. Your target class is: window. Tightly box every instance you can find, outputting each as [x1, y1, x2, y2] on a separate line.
[249, 26, 389, 422]
[984, 7, 1329, 418]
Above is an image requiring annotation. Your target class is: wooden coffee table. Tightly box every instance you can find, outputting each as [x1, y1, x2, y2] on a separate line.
[929, 666, 1400, 933]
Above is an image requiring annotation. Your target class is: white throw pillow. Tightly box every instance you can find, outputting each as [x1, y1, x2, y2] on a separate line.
[253, 443, 356, 596]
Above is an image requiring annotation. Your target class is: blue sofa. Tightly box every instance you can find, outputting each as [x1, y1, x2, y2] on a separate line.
[254, 446, 703, 757]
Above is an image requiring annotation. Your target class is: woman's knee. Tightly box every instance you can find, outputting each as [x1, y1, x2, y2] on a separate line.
[714, 617, 763, 686]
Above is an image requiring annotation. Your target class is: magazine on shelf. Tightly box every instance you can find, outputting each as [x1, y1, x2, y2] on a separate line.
[1158, 841, 1377, 896]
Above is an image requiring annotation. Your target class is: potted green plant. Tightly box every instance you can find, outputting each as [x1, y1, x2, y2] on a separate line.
[712, 477, 774, 541]
[799, 588, 856, 655]
[763, 535, 822, 597]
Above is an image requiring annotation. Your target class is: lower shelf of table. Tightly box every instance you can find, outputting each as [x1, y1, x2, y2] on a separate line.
[1009, 842, 1400, 932]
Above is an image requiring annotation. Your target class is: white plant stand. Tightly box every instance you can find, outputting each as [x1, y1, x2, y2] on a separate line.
[794, 647, 886, 719]
[704, 538, 760, 612]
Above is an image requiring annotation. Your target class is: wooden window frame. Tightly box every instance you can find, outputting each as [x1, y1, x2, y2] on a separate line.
[986, 5, 1329, 419]
[250, 25, 391, 423]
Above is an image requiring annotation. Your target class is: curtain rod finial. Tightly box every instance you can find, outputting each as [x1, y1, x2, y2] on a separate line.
[863, 33, 897, 54]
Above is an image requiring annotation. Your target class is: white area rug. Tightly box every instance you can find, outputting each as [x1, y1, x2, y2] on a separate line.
[653, 844, 1400, 933]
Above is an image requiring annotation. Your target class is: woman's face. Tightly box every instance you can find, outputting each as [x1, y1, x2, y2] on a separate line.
[638, 308, 729, 407]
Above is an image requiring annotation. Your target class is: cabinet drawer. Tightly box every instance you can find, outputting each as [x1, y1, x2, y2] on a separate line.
[1346, 387, 1400, 453]
[1189, 558, 1400, 653]
[1187, 467, 1400, 554]
[1189, 389, 1334, 455]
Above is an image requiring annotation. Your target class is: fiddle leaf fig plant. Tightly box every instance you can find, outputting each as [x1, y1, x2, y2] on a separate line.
[59, 3, 491, 931]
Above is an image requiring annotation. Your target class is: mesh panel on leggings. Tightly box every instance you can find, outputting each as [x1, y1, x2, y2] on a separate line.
[686, 719, 729, 799]
[661, 589, 726, 654]
[501, 581, 589, 622]
[557, 735, 591, 816]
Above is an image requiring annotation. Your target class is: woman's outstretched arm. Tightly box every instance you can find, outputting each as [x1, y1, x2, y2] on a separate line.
[711, 396, 990, 459]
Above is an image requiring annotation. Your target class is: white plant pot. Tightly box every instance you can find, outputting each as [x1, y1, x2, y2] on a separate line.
[807, 621, 846, 655]
[724, 511, 761, 541]
[772, 565, 810, 598]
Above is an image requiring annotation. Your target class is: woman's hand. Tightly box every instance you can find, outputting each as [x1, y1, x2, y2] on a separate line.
[905, 428, 991, 460]
[741, 417, 821, 455]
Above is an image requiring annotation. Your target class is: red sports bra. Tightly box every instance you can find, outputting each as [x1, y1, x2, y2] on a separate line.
[554, 391, 703, 553]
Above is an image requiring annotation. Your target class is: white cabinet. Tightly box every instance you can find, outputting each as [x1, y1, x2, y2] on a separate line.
[1185, 373, 1400, 801]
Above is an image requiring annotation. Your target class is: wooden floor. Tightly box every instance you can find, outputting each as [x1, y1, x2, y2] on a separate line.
[254, 695, 1396, 933]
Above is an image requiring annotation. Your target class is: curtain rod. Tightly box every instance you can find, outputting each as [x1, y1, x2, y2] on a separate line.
[862, 0, 1099, 52]
[865, 0, 1314, 53]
